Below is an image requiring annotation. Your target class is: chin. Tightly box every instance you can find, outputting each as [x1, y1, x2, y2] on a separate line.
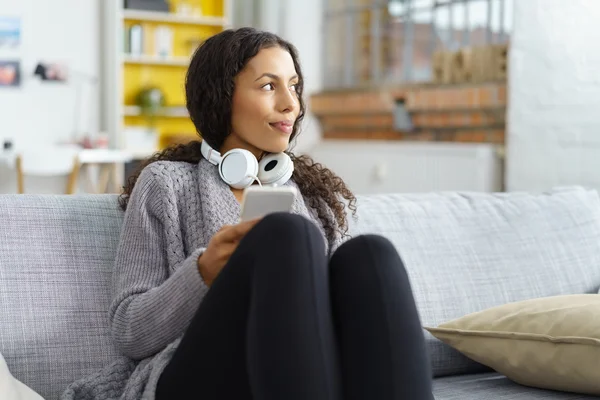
[261, 140, 290, 154]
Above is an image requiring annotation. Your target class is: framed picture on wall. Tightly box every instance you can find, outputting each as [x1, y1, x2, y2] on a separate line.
[0, 60, 20, 87]
[0, 16, 21, 48]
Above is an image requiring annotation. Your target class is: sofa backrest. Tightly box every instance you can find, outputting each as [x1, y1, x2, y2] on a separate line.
[3, 187, 600, 397]
[348, 186, 600, 377]
[0, 194, 123, 400]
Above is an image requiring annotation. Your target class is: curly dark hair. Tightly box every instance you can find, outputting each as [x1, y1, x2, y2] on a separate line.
[119, 27, 356, 241]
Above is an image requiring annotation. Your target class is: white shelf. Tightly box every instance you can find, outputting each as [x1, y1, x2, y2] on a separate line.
[123, 54, 190, 66]
[122, 9, 226, 26]
[123, 105, 189, 117]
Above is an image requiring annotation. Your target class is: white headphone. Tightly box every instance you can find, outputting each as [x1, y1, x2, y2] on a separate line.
[201, 140, 294, 189]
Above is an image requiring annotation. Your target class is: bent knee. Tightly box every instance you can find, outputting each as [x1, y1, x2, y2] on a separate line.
[260, 212, 307, 228]
[248, 213, 327, 272]
[251, 212, 322, 244]
[333, 234, 402, 265]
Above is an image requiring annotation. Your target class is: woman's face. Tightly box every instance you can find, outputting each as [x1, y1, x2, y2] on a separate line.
[225, 46, 300, 158]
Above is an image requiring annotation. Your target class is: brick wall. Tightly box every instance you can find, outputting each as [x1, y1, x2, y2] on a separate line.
[310, 82, 507, 143]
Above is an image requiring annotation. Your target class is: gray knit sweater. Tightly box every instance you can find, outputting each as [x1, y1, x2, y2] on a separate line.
[61, 158, 338, 400]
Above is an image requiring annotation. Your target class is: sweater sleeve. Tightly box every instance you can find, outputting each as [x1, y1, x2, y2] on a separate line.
[108, 166, 209, 360]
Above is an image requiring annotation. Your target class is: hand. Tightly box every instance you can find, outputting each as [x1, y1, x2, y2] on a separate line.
[197, 218, 261, 286]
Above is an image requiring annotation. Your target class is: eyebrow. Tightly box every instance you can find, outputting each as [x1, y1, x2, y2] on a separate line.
[255, 73, 299, 82]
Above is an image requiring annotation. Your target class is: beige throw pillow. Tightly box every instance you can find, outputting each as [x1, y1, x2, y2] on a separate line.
[425, 294, 600, 396]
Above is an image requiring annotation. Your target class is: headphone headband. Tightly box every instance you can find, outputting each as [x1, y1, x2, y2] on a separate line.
[201, 140, 222, 165]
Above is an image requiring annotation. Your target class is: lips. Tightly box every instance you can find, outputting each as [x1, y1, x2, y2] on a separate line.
[269, 121, 294, 135]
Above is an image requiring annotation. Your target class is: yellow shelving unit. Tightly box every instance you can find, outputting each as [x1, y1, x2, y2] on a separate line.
[103, 0, 232, 159]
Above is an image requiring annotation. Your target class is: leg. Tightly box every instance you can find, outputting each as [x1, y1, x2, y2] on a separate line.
[156, 213, 341, 400]
[329, 235, 434, 400]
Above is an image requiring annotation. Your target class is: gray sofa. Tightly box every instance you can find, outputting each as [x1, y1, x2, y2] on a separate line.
[1, 187, 600, 399]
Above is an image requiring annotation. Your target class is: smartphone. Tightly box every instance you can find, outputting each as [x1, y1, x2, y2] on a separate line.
[240, 186, 297, 222]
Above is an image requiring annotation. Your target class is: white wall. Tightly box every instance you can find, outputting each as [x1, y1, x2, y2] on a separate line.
[281, 0, 323, 153]
[0, 0, 100, 193]
[507, 0, 600, 191]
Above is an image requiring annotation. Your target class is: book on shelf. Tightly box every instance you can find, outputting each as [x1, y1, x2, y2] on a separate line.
[126, 23, 174, 58]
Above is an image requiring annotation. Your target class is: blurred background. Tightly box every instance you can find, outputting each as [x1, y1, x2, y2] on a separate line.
[0, 0, 596, 196]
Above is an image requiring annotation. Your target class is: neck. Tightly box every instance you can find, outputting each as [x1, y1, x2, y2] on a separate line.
[220, 135, 264, 160]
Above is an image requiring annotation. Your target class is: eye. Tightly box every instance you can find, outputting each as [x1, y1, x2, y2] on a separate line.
[261, 83, 274, 91]
[290, 84, 298, 92]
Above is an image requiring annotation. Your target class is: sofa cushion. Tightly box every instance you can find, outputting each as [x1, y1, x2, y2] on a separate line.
[427, 294, 600, 396]
[0, 194, 123, 400]
[348, 187, 600, 377]
[434, 373, 598, 400]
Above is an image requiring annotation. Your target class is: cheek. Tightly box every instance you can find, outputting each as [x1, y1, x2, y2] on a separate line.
[232, 93, 269, 130]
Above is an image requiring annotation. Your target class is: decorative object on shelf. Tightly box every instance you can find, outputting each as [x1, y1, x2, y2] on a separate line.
[135, 86, 166, 128]
[125, 24, 173, 59]
[0, 60, 20, 87]
[127, 24, 144, 56]
[154, 25, 173, 57]
[124, 0, 169, 12]
[33, 62, 68, 82]
[433, 44, 508, 85]
[393, 100, 414, 132]
[174, 0, 202, 17]
[95, 133, 110, 149]
[70, 131, 110, 150]
[175, 0, 192, 16]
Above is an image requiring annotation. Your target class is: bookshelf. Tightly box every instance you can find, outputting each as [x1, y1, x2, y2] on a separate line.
[123, 105, 189, 117]
[122, 9, 227, 25]
[102, 0, 232, 160]
[123, 54, 192, 66]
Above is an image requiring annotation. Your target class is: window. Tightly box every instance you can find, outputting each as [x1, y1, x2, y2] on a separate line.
[323, 0, 514, 89]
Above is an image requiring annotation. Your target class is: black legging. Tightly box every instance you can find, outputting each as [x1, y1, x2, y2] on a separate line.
[156, 213, 433, 400]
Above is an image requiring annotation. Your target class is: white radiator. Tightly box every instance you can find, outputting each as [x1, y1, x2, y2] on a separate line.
[307, 140, 504, 195]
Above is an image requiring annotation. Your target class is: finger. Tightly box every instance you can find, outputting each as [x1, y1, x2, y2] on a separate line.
[218, 224, 232, 233]
[234, 218, 262, 238]
[220, 218, 262, 242]
[213, 224, 235, 242]
[239, 217, 262, 229]
[217, 242, 238, 261]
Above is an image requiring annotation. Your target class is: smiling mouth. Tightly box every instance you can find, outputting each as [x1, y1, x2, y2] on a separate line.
[269, 122, 293, 134]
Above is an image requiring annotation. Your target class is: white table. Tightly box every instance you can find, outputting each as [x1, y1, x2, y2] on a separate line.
[0, 148, 140, 194]
[79, 149, 136, 194]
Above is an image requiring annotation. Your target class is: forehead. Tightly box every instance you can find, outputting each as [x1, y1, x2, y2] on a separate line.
[243, 47, 297, 77]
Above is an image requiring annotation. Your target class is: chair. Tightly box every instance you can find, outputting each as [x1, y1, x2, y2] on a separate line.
[14, 146, 81, 194]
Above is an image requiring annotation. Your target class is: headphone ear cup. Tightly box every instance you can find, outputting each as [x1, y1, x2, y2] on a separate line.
[219, 149, 259, 189]
[258, 153, 294, 187]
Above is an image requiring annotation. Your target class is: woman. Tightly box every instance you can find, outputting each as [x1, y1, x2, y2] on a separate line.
[62, 27, 433, 400]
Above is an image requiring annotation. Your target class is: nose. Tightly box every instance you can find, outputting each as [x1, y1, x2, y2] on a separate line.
[276, 86, 297, 114]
